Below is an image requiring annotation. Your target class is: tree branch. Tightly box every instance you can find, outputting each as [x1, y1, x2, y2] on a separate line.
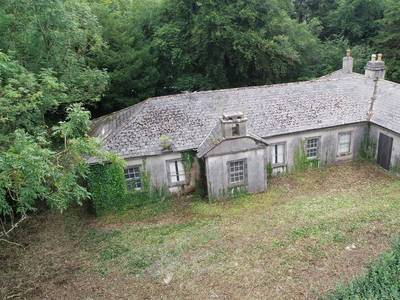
[0, 238, 25, 249]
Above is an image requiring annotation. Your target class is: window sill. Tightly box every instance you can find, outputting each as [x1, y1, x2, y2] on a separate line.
[337, 152, 352, 157]
[169, 181, 187, 187]
[228, 182, 248, 188]
[272, 163, 286, 168]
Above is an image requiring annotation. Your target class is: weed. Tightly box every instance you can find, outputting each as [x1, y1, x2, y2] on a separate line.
[294, 139, 320, 172]
[267, 161, 273, 178]
[389, 155, 400, 175]
[319, 237, 400, 300]
[357, 124, 377, 162]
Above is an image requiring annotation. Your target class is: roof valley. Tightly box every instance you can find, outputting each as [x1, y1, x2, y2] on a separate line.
[367, 78, 379, 121]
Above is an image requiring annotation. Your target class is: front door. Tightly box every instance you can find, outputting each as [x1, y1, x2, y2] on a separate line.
[377, 133, 393, 170]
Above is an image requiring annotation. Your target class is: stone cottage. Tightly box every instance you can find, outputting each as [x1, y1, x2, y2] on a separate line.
[89, 52, 400, 199]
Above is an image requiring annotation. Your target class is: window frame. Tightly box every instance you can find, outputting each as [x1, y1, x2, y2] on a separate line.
[166, 159, 187, 187]
[270, 142, 286, 166]
[124, 165, 142, 191]
[337, 132, 352, 155]
[305, 136, 320, 159]
[227, 159, 248, 187]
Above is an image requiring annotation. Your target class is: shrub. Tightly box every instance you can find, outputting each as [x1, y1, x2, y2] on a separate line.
[319, 237, 400, 300]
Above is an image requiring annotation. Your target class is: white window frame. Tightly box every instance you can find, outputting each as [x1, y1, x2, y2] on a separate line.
[306, 137, 320, 159]
[227, 159, 248, 187]
[338, 132, 352, 155]
[124, 166, 141, 191]
[270, 142, 286, 166]
[166, 159, 186, 186]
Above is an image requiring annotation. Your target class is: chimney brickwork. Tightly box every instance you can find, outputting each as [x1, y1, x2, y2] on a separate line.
[220, 112, 248, 138]
[342, 49, 353, 73]
[365, 53, 386, 79]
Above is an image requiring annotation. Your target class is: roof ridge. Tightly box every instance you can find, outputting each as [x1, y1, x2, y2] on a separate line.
[135, 75, 369, 107]
[197, 122, 219, 149]
[100, 99, 149, 146]
[378, 78, 400, 87]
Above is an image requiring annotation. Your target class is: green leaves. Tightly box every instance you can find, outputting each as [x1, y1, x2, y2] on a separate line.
[0, 51, 121, 236]
[376, 0, 400, 83]
[152, 0, 321, 91]
[0, 0, 108, 108]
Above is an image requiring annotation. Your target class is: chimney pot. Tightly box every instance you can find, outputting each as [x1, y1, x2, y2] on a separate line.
[220, 112, 248, 138]
[342, 49, 353, 73]
[365, 53, 386, 80]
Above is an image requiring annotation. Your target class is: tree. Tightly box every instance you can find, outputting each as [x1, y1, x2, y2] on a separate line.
[326, 0, 385, 46]
[152, 0, 321, 92]
[0, 52, 123, 241]
[87, 0, 160, 114]
[376, 0, 400, 83]
[0, 0, 109, 109]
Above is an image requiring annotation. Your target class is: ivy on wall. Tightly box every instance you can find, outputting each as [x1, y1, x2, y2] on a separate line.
[180, 150, 196, 181]
[88, 163, 127, 217]
[88, 158, 171, 217]
[293, 140, 319, 172]
[357, 124, 377, 162]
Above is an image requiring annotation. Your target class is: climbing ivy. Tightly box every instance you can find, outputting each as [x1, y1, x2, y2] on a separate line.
[267, 161, 273, 178]
[181, 150, 196, 181]
[88, 158, 171, 216]
[88, 163, 127, 217]
[357, 124, 377, 162]
[389, 156, 400, 175]
[293, 140, 319, 172]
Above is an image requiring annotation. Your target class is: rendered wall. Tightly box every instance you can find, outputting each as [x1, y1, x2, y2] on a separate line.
[125, 152, 200, 195]
[369, 124, 400, 172]
[205, 137, 267, 199]
[123, 123, 368, 197]
[263, 123, 366, 175]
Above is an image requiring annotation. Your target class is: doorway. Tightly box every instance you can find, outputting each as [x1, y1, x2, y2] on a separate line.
[377, 133, 393, 170]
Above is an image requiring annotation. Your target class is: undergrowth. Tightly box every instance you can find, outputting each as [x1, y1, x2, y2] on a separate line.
[319, 237, 400, 300]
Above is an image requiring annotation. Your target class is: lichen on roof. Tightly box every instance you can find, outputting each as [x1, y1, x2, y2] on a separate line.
[90, 72, 399, 160]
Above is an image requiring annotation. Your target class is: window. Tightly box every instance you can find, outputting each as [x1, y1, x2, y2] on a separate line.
[167, 160, 186, 185]
[338, 132, 351, 154]
[271, 143, 285, 165]
[228, 159, 247, 186]
[306, 138, 319, 159]
[124, 166, 141, 190]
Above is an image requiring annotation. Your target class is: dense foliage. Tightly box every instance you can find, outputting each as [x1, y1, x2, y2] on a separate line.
[320, 237, 400, 300]
[87, 163, 127, 217]
[88, 161, 170, 216]
[1, 0, 398, 117]
[0, 51, 121, 236]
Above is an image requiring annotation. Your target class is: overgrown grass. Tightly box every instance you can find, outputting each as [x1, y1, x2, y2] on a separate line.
[319, 237, 400, 300]
[3, 162, 398, 299]
[82, 163, 399, 298]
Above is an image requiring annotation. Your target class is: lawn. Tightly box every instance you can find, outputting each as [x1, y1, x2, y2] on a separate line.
[1, 162, 399, 299]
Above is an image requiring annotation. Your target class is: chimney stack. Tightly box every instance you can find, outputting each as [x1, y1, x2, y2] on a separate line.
[365, 53, 386, 80]
[220, 112, 248, 138]
[342, 49, 353, 73]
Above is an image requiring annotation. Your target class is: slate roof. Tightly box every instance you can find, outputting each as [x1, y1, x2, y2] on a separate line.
[371, 80, 400, 134]
[90, 70, 400, 160]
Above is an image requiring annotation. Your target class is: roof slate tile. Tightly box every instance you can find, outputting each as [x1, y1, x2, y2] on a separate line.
[91, 73, 399, 160]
